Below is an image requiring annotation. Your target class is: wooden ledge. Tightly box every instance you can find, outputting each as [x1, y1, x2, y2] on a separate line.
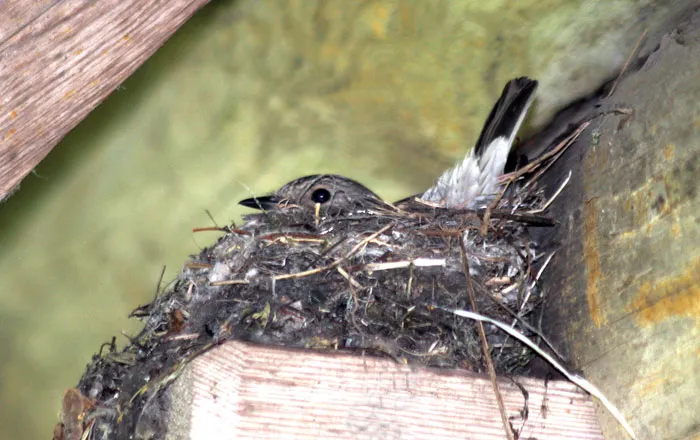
[165, 341, 604, 440]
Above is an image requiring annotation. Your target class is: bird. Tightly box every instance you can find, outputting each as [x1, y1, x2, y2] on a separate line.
[238, 174, 390, 215]
[239, 77, 538, 214]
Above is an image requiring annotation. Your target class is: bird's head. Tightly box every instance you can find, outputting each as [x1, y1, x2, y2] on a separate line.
[239, 174, 386, 214]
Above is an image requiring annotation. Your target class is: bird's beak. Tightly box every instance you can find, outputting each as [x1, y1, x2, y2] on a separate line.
[238, 195, 280, 210]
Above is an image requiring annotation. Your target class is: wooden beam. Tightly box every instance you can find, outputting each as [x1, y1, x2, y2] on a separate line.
[164, 341, 604, 440]
[0, 0, 210, 200]
[535, 10, 700, 440]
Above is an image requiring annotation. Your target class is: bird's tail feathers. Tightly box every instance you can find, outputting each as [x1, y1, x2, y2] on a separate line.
[421, 77, 538, 208]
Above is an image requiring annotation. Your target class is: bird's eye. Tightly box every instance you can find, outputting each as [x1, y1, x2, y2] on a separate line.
[311, 188, 332, 204]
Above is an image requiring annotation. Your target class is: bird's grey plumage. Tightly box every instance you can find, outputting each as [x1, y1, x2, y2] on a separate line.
[421, 77, 538, 208]
[239, 174, 388, 214]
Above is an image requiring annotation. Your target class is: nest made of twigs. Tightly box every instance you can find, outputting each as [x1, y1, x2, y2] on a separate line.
[75, 177, 556, 439]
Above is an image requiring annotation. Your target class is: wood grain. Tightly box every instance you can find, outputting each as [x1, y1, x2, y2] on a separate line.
[166, 341, 605, 440]
[536, 10, 700, 440]
[0, 0, 210, 200]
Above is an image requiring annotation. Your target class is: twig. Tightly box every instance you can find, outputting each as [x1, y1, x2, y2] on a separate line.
[481, 181, 511, 236]
[493, 251, 566, 361]
[459, 235, 514, 440]
[510, 379, 530, 439]
[526, 170, 572, 214]
[503, 121, 589, 183]
[192, 226, 232, 233]
[607, 29, 647, 98]
[210, 279, 249, 286]
[340, 223, 394, 260]
[314, 202, 321, 228]
[448, 308, 638, 440]
[336, 266, 362, 289]
[530, 251, 556, 291]
[213, 223, 395, 286]
[363, 258, 446, 272]
[276, 223, 394, 281]
[485, 284, 567, 361]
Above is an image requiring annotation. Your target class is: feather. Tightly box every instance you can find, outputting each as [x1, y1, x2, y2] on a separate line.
[421, 77, 538, 208]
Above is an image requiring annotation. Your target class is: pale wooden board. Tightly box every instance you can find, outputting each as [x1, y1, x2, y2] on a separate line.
[166, 341, 605, 440]
[0, 0, 210, 199]
[0, 0, 55, 42]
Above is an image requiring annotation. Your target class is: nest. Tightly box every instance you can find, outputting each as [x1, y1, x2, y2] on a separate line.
[66, 146, 575, 439]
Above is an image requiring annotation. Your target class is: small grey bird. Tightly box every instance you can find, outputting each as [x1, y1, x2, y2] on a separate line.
[240, 77, 538, 213]
[238, 174, 390, 214]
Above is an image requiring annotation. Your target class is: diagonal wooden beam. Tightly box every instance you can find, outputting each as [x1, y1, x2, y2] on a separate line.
[0, 0, 210, 200]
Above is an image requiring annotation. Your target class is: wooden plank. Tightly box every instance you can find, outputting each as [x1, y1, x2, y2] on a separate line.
[0, 0, 55, 43]
[0, 0, 210, 200]
[165, 341, 605, 440]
